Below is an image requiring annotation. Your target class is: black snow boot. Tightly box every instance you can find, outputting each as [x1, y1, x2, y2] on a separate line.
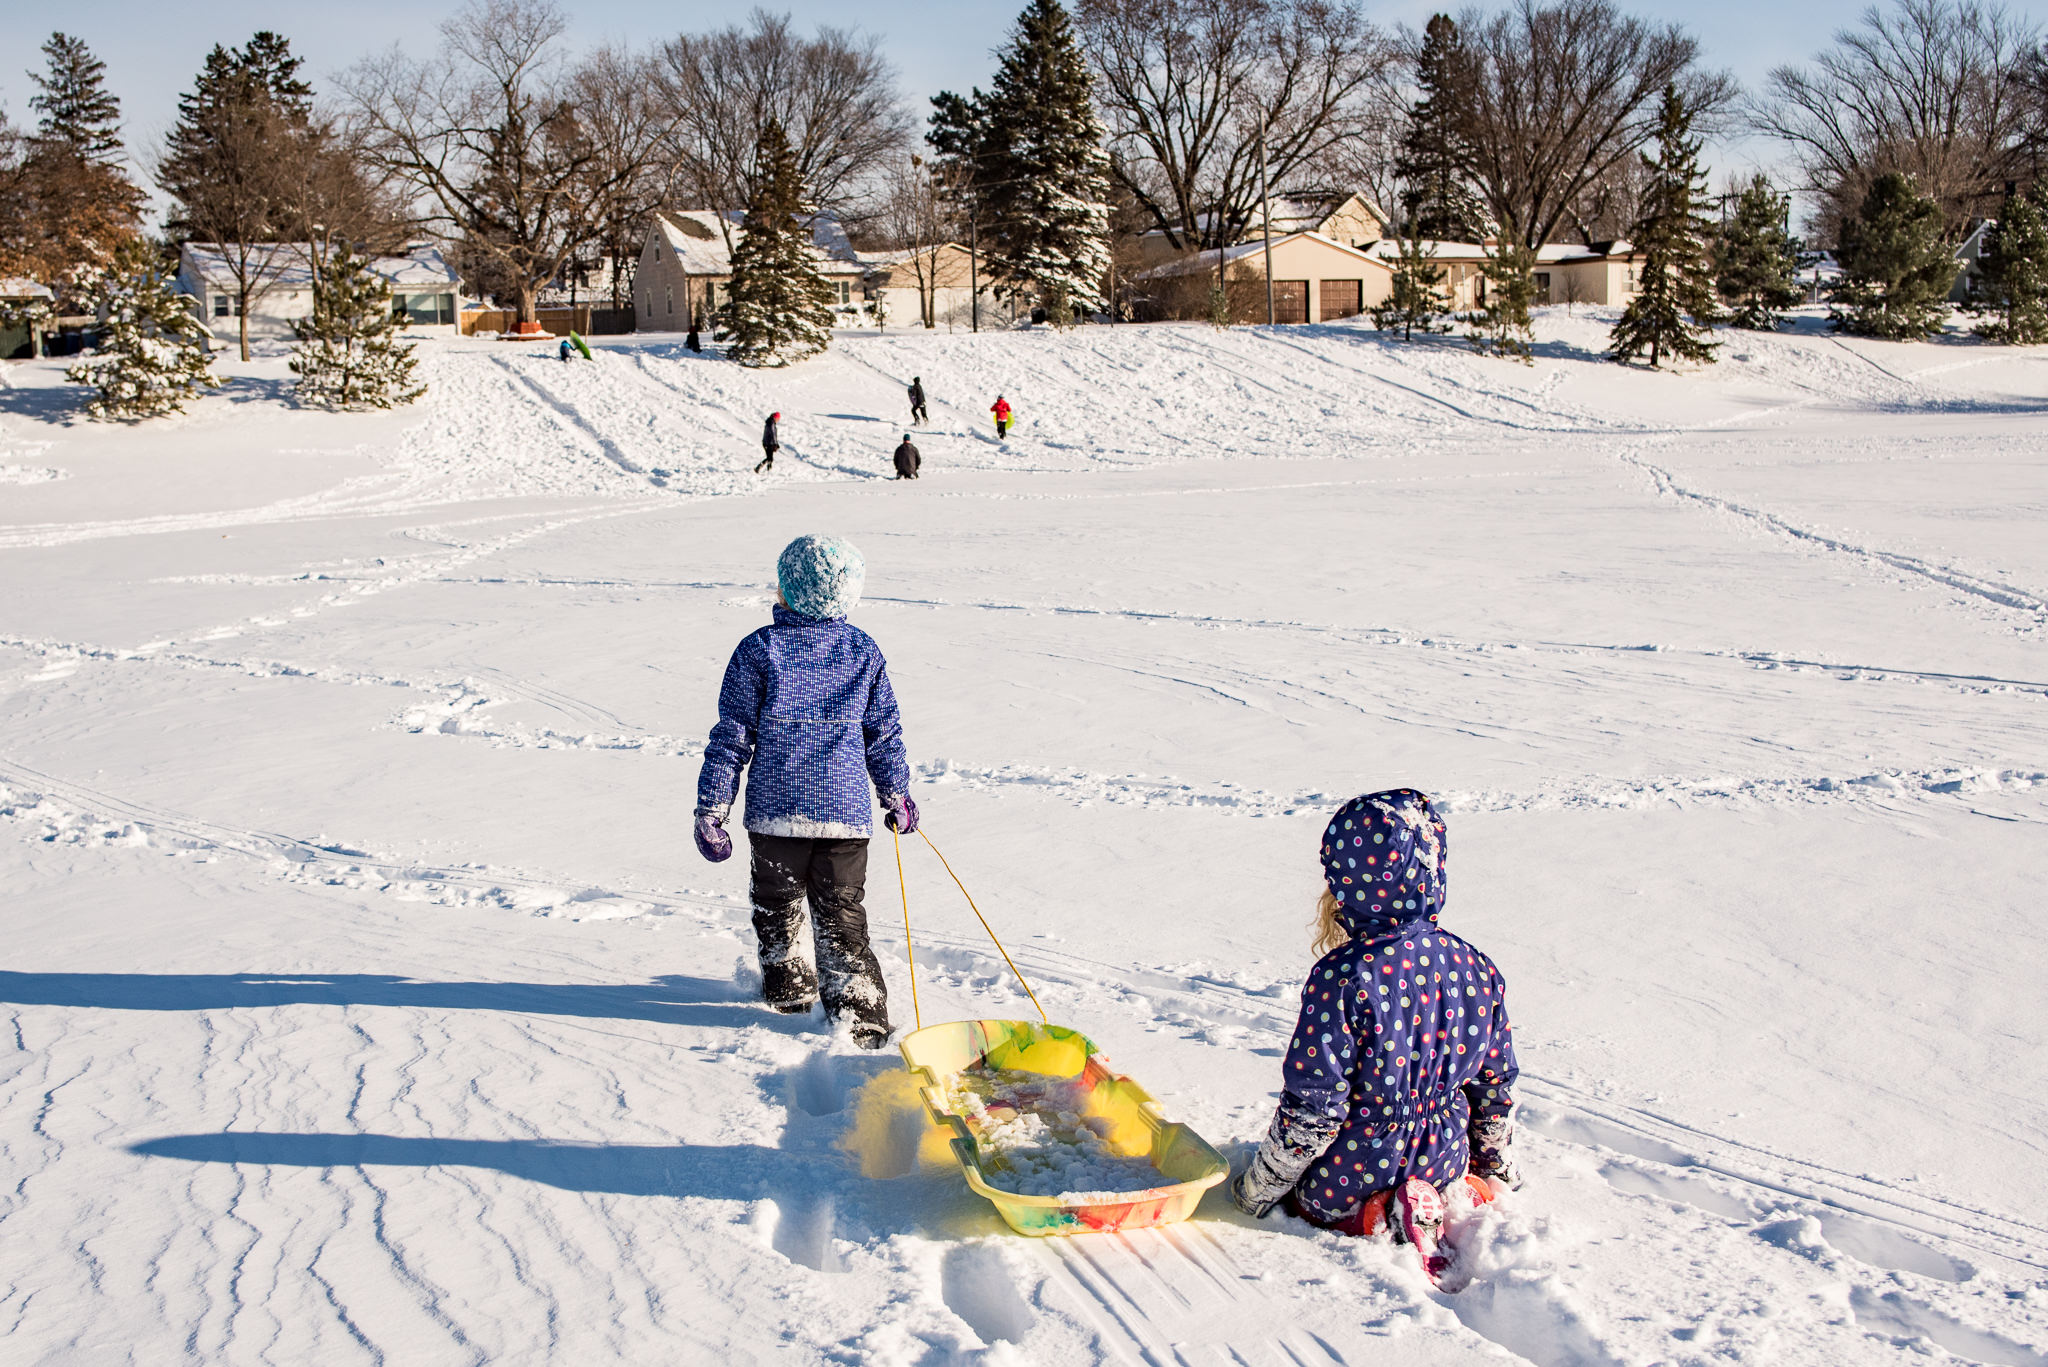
[751, 897, 817, 1013]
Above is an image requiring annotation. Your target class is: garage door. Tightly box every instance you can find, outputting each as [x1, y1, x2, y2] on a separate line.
[1273, 280, 1308, 324]
[1319, 279, 1363, 320]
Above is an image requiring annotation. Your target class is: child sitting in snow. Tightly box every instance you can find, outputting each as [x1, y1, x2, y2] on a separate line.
[1232, 789, 1520, 1259]
[691, 534, 919, 1050]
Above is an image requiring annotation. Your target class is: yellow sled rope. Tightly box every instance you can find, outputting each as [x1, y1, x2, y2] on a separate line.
[891, 825, 1048, 1028]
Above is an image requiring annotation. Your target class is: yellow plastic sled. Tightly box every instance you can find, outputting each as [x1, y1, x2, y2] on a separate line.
[899, 1018, 1229, 1236]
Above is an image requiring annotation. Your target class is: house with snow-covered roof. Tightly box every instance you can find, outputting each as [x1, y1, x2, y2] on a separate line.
[1136, 193, 1391, 267]
[1135, 231, 1395, 323]
[1361, 239, 1649, 312]
[174, 243, 468, 340]
[632, 210, 878, 332]
[2, 277, 56, 359]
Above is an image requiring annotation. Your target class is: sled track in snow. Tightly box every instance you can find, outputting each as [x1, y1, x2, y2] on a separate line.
[1620, 449, 2048, 630]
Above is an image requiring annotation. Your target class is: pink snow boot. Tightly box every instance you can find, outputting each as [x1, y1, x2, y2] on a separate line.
[1394, 1177, 1450, 1282]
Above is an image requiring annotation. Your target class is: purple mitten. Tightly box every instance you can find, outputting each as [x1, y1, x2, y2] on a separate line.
[694, 808, 732, 862]
[882, 792, 920, 834]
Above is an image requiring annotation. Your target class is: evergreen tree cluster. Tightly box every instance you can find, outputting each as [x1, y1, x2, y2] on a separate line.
[1610, 86, 1721, 367]
[1714, 175, 1803, 331]
[65, 238, 219, 420]
[0, 33, 146, 288]
[1830, 173, 1956, 340]
[723, 121, 837, 367]
[291, 247, 425, 409]
[1970, 183, 2048, 345]
[930, 0, 1112, 324]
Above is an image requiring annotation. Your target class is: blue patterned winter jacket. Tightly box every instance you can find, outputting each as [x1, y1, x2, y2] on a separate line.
[696, 606, 911, 839]
[1282, 790, 1518, 1224]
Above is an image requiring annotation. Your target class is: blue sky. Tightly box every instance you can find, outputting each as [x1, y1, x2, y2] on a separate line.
[0, 0, 1874, 205]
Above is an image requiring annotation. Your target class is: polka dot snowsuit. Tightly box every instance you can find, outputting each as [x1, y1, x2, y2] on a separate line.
[1282, 790, 1517, 1227]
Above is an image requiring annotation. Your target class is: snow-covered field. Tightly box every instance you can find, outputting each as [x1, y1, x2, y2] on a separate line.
[2, 311, 2046, 1366]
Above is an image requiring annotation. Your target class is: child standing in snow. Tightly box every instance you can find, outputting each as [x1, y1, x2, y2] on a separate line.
[692, 535, 920, 1049]
[990, 395, 1011, 440]
[1232, 790, 1520, 1263]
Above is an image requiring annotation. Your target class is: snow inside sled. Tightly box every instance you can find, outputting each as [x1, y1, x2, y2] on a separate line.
[899, 1019, 1228, 1236]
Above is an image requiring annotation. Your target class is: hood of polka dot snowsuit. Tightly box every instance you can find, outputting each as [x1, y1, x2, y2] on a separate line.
[1284, 790, 1518, 1224]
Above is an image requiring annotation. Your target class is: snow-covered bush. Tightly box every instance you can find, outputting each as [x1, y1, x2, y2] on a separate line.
[291, 246, 425, 410]
[64, 238, 218, 420]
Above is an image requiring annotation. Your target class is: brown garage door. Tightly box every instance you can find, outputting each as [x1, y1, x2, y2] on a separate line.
[1273, 280, 1308, 324]
[1319, 279, 1363, 320]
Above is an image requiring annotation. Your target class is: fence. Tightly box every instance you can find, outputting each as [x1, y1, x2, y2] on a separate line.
[459, 305, 635, 337]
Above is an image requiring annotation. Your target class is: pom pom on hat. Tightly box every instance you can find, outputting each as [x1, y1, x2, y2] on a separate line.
[776, 534, 865, 620]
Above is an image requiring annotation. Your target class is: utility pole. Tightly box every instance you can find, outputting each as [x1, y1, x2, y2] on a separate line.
[970, 211, 980, 333]
[1256, 126, 1275, 325]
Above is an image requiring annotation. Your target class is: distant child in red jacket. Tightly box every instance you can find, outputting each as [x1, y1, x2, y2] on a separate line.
[990, 395, 1012, 440]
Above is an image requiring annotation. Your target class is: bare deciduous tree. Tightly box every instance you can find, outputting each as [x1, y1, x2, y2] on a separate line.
[1453, 0, 1733, 249]
[1751, 0, 2039, 242]
[571, 45, 670, 308]
[340, 0, 669, 328]
[1076, 0, 1400, 252]
[655, 9, 909, 241]
[873, 154, 949, 327]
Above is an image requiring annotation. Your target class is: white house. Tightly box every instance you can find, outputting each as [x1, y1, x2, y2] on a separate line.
[2, 277, 55, 359]
[176, 243, 468, 339]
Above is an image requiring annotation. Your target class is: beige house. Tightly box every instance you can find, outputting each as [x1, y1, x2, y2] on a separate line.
[633, 210, 875, 331]
[1138, 231, 1395, 323]
[1374, 240, 1648, 310]
[862, 243, 1004, 330]
[1137, 193, 1391, 267]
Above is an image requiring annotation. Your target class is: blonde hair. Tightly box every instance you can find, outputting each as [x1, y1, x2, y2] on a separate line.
[1311, 888, 1348, 956]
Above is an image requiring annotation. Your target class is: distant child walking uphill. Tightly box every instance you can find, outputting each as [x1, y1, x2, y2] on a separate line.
[1233, 790, 1520, 1271]
[755, 412, 781, 473]
[692, 535, 920, 1049]
[991, 395, 1011, 440]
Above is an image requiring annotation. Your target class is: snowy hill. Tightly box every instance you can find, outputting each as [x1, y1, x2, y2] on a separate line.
[2, 312, 2046, 1365]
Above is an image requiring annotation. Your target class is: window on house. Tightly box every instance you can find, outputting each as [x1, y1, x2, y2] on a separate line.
[1533, 272, 1552, 299]
[666, 285, 673, 315]
[213, 295, 229, 317]
[835, 281, 852, 306]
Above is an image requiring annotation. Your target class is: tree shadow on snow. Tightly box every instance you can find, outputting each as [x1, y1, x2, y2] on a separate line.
[0, 381, 88, 425]
[0, 970, 798, 1033]
[129, 1131, 790, 1201]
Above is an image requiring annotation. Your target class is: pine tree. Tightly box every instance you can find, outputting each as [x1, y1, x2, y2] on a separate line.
[1714, 174, 1802, 331]
[290, 246, 424, 409]
[1465, 239, 1537, 362]
[1969, 182, 2048, 345]
[1610, 86, 1720, 368]
[723, 121, 836, 367]
[1394, 15, 1488, 243]
[1372, 235, 1453, 340]
[971, 0, 1112, 323]
[66, 237, 219, 420]
[10, 33, 145, 284]
[1831, 173, 1956, 340]
[28, 33, 124, 164]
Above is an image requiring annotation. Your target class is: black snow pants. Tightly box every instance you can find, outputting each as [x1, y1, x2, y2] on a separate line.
[747, 833, 890, 1031]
